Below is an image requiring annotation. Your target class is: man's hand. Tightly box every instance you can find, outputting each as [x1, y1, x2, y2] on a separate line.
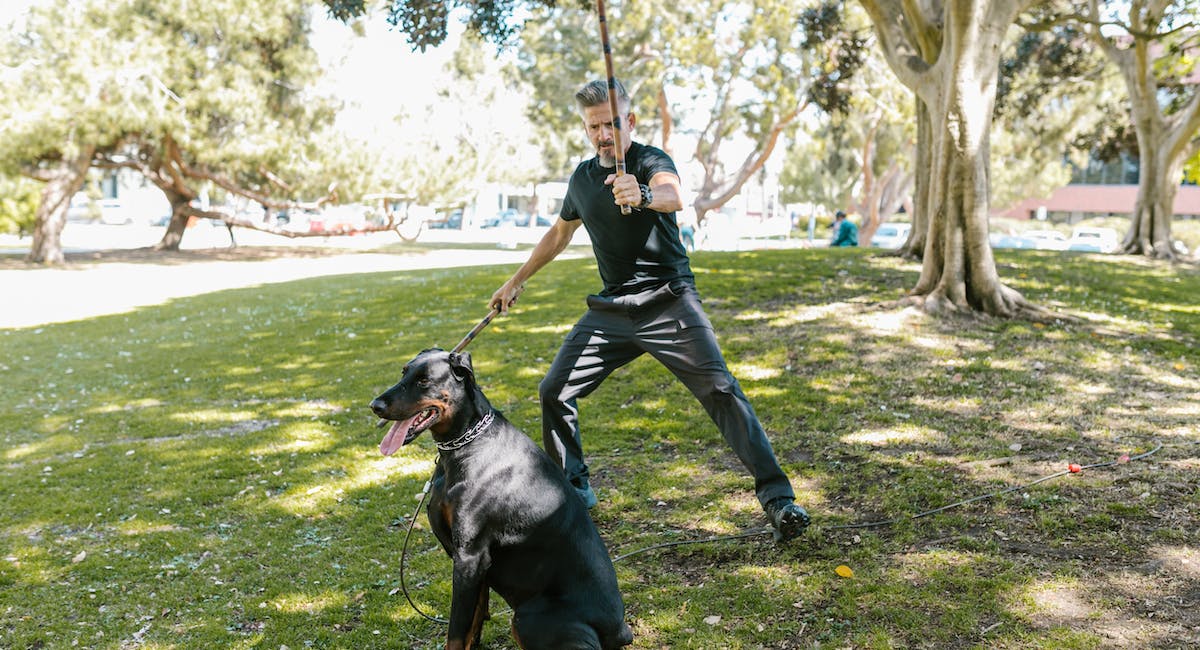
[489, 280, 524, 315]
[604, 173, 641, 209]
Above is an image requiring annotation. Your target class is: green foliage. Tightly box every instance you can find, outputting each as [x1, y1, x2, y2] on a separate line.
[779, 4, 909, 212]
[386, 32, 543, 205]
[1185, 150, 1200, 184]
[0, 175, 39, 235]
[1, 247, 1197, 647]
[991, 22, 1125, 209]
[116, 0, 378, 201]
[0, 0, 166, 175]
[513, 0, 834, 187]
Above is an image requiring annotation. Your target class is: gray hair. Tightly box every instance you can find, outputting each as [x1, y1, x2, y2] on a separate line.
[575, 78, 630, 112]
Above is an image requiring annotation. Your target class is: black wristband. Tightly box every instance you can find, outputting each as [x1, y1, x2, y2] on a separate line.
[638, 184, 653, 209]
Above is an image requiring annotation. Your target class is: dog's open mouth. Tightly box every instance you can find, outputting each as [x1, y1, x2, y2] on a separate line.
[378, 407, 440, 456]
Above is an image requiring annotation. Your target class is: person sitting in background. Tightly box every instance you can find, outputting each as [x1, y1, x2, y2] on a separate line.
[831, 210, 858, 247]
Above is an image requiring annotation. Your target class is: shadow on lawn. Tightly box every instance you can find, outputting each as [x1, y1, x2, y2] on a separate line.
[1, 248, 1196, 648]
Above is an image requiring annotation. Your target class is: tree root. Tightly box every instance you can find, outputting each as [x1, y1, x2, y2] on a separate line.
[903, 286, 1076, 324]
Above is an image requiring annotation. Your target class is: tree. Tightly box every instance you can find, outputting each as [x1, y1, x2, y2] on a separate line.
[98, 0, 385, 251]
[0, 1, 165, 264]
[858, 0, 1048, 318]
[1077, 0, 1200, 259]
[684, 0, 824, 225]
[1, 0, 387, 263]
[388, 31, 544, 211]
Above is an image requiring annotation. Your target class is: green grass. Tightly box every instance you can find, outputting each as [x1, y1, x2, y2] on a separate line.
[2, 247, 1198, 649]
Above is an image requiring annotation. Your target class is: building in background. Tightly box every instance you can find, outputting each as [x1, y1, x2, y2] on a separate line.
[998, 153, 1200, 223]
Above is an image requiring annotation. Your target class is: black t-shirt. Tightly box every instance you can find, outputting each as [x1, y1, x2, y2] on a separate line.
[560, 141, 694, 296]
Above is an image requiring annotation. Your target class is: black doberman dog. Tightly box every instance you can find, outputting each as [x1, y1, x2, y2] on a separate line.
[370, 348, 634, 650]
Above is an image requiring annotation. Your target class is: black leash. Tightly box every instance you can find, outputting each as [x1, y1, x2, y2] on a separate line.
[398, 474, 447, 624]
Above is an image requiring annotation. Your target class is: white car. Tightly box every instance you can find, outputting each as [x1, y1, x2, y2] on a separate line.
[1067, 227, 1120, 253]
[1023, 229, 1069, 251]
[97, 199, 135, 225]
[870, 222, 912, 249]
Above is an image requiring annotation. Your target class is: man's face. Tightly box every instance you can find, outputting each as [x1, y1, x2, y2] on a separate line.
[580, 103, 634, 167]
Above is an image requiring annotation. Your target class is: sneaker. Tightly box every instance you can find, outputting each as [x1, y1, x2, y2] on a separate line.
[766, 498, 810, 542]
[573, 481, 598, 509]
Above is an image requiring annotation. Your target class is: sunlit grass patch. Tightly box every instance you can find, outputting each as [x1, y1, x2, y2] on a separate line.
[1, 248, 1197, 648]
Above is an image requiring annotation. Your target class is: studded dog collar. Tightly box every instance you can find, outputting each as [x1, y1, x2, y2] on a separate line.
[435, 412, 495, 452]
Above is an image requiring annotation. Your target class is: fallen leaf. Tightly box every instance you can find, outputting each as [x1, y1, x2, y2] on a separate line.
[835, 565, 854, 578]
[703, 615, 721, 625]
[72, 551, 86, 564]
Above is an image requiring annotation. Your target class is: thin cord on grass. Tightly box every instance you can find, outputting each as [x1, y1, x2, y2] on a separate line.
[394, 442, 1164, 620]
[612, 442, 1164, 559]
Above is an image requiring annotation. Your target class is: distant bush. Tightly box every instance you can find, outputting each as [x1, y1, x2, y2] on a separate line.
[0, 176, 39, 237]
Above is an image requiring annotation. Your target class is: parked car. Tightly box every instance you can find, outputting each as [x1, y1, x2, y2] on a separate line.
[480, 209, 549, 228]
[428, 209, 463, 230]
[1067, 226, 1120, 253]
[97, 199, 135, 225]
[990, 233, 1039, 249]
[1023, 229, 1069, 251]
[66, 193, 95, 222]
[308, 204, 370, 233]
[870, 222, 912, 249]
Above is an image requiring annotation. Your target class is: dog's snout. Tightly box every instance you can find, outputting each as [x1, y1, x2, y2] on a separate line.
[369, 398, 388, 418]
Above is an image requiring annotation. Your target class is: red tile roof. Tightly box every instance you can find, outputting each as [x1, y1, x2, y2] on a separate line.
[996, 184, 1200, 219]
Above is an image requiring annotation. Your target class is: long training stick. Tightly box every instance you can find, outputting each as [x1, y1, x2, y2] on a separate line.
[596, 0, 632, 215]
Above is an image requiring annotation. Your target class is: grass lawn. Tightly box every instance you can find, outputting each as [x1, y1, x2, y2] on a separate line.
[1, 246, 1197, 649]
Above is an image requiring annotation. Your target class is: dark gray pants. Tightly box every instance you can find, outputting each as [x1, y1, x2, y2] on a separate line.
[539, 280, 795, 509]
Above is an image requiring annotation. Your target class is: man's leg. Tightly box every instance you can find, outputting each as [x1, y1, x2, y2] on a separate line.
[540, 307, 640, 505]
[639, 287, 809, 539]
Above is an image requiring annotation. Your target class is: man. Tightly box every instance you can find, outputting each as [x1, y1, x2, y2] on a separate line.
[489, 79, 809, 542]
[831, 210, 858, 247]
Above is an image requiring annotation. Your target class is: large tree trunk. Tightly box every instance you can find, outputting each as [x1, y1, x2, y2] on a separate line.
[24, 146, 95, 265]
[914, 3, 1032, 316]
[898, 97, 932, 259]
[861, 0, 1044, 318]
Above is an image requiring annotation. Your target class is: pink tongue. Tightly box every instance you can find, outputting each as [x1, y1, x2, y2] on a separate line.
[379, 417, 418, 456]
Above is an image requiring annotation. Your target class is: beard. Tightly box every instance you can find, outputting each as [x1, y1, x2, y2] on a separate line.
[596, 140, 617, 168]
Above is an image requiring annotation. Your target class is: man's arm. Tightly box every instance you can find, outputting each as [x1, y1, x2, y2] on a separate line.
[607, 171, 683, 213]
[489, 216, 583, 314]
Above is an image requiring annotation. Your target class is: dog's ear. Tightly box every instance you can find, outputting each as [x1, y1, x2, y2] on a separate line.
[448, 351, 474, 383]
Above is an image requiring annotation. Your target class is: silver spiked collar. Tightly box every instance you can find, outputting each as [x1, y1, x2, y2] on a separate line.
[435, 412, 495, 452]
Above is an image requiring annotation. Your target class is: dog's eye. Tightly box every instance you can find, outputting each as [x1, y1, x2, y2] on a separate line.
[416, 377, 431, 387]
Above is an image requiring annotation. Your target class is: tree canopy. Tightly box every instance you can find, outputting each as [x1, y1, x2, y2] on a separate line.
[1, 0, 384, 262]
